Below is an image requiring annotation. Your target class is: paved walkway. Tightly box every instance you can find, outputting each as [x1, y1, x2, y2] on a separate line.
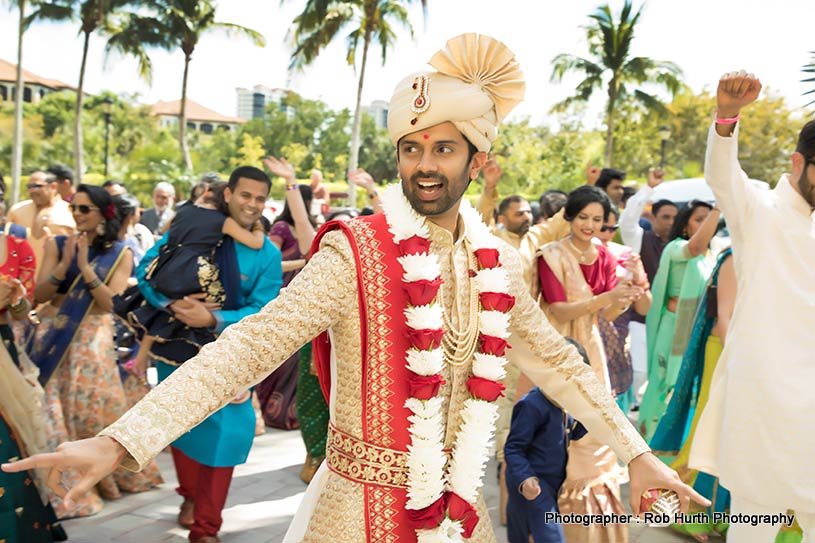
[62, 429, 689, 542]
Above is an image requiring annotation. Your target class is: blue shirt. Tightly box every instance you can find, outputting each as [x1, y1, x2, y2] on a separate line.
[136, 232, 283, 333]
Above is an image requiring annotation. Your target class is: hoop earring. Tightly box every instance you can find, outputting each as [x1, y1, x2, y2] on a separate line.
[97, 220, 106, 236]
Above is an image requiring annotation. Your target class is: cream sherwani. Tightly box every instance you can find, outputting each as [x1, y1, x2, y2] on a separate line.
[690, 124, 815, 512]
[100, 213, 647, 542]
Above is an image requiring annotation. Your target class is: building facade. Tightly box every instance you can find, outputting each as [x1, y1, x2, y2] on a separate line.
[0, 58, 75, 104]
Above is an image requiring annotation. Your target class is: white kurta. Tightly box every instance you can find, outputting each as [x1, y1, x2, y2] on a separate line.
[690, 124, 815, 512]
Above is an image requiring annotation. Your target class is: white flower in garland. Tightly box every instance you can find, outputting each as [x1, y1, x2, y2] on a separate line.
[475, 267, 509, 294]
[405, 396, 447, 507]
[458, 200, 498, 250]
[417, 518, 464, 543]
[380, 183, 430, 242]
[405, 304, 444, 330]
[479, 310, 511, 338]
[447, 399, 500, 503]
[472, 352, 508, 381]
[406, 348, 445, 376]
[399, 254, 442, 282]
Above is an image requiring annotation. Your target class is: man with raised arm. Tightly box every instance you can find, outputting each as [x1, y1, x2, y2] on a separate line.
[690, 71, 815, 542]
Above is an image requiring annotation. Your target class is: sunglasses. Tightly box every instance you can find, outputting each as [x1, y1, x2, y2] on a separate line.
[69, 204, 100, 215]
[601, 224, 620, 233]
[26, 183, 48, 190]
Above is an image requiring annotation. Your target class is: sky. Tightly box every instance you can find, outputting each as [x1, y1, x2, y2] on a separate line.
[0, 0, 813, 128]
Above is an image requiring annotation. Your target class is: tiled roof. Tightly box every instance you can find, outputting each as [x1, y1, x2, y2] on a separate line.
[0, 58, 75, 91]
[150, 98, 245, 124]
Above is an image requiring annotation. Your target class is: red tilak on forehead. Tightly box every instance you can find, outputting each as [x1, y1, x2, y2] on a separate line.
[422, 133, 430, 140]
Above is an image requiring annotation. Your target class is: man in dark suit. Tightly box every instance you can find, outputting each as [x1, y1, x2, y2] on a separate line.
[140, 181, 176, 237]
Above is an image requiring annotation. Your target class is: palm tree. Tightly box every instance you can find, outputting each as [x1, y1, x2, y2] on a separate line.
[287, 0, 425, 203]
[804, 51, 815, 109]
[155, 0, 265, 170]
[9, 0, 27, 204]
[25, 1, 164, 182]
[551, 0, 683, 165]
[4, 0, 61, 203]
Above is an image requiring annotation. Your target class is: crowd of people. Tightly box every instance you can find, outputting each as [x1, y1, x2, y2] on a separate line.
[0, 34, 813, 543]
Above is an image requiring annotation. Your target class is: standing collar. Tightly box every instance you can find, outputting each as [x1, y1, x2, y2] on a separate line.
[426, 213, 468, 247]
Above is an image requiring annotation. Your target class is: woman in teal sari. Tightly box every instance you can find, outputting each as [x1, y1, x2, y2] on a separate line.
[639, 201, 720, 441]
[651, 248, 733, 541]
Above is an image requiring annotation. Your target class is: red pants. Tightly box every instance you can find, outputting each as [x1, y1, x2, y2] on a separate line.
[171, 447, 235, 541]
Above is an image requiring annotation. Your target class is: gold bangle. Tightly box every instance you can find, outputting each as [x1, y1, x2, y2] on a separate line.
[86, 277, 103, 290]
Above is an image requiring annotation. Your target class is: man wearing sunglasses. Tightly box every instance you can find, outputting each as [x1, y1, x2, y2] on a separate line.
[7, 169, 75, 274]
[689, 71, 815, 542]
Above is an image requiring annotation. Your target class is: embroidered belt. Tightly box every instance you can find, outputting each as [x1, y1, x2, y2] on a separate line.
[326, 424, 409, 488]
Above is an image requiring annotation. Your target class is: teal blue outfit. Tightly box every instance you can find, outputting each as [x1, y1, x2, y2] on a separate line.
[136, 233, 282, 467]
[651, 249, 733, 513]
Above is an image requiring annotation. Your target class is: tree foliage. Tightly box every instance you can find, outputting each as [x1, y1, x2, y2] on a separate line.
[551, 0, 684, 165]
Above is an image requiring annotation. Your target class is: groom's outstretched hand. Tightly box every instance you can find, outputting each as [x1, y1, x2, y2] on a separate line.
[2, 436, 126, 508]
[627, 452, 711, 515]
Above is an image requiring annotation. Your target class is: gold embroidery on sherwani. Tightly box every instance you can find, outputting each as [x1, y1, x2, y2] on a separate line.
[326, 425, 408, 488]
[348, 219, 395, 448]
[302, 473, 366, 542]
[347, 219, 401, 542]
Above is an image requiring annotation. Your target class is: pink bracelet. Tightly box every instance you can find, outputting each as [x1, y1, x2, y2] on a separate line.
[715, 114, 740, 125]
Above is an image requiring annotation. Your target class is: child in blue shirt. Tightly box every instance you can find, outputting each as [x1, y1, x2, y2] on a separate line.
[504, 338, 589, 543]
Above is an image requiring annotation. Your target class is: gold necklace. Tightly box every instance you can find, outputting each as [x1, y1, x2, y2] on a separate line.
[438, 244, 480, 367]
[567, 237, 594, 264]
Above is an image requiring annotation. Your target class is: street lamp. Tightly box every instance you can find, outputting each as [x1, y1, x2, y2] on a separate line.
[102, 96, 114, 176]
[658, 125, 671, 169]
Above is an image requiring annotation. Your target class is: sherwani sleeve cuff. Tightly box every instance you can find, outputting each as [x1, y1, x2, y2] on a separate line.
[97, 430, 149, 472]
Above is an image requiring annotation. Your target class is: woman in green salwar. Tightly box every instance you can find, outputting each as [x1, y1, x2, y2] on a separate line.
[639, 201, 720, 442]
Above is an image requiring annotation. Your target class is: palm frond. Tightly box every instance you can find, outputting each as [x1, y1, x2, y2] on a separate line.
[289, 5, 355, 71]
[803, 51, 815, 107]
[24, 2, 74, 31]
[345, 27, 361, 66]
[633, 89, 668, 114]
[550, 53, 603, 83]
[210, 22, 266, 47]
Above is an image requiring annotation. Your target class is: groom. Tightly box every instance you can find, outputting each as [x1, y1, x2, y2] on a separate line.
[3, 34, 707, 542]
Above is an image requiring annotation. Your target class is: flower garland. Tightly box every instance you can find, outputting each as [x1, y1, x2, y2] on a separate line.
[380, 184, 515, 542]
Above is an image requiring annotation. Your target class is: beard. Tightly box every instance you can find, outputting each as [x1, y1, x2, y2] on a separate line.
[508, 221, 531, 236]
[401, 168, 469, 217]
[797, 171, 815, 208]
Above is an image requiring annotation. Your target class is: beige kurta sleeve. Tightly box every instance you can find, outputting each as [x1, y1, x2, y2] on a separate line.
[476, 184, 499, 227]
[525, 208, 570, 249]
[500, 241, 650, 465]
[100, 230, 357, 471]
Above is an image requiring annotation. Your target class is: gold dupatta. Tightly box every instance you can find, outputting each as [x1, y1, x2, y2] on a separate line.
[537, 240, 610, 389]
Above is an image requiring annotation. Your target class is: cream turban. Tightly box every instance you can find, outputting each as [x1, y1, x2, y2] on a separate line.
[387, 33, 525, 153]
